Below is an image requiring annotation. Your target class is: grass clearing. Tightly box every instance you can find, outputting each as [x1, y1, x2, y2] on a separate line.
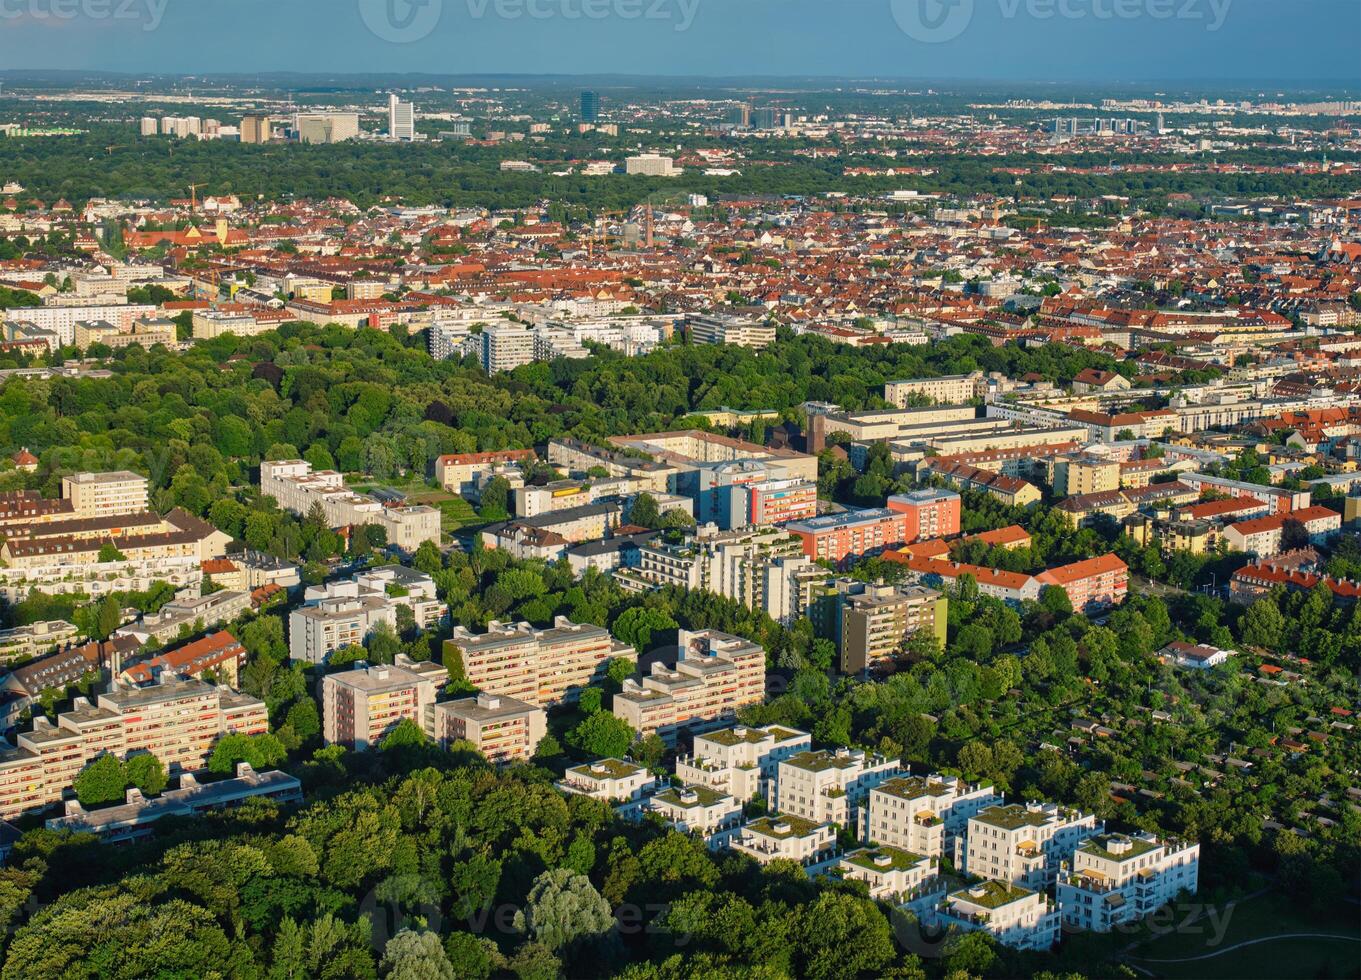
[1121, 889, 1360, 979]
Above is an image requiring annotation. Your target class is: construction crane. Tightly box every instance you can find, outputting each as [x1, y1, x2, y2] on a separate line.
[586, 209, 626, 258]
[187, 182, 206, 211]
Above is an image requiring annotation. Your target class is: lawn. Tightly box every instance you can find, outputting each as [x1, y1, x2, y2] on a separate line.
[1121, 889, 1361, 979]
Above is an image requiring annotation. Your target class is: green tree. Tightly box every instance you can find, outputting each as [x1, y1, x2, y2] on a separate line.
[381, 930, 454, 980]
[382, 718, 429, 751]
[512, 869, 614, 953]
[72, 753, 127, 806]
[124, 752, 168, 796]
[567, 711, 635, 759]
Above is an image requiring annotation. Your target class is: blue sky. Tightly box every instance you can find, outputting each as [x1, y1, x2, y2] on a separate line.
[0, 0, 1356, 85]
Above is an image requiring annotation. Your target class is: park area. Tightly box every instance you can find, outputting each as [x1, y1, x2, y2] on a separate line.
[1120, 889, 1360, 979]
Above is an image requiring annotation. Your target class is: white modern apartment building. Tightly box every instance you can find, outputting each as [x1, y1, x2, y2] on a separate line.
[556, 758, 659, 816]
[837, 845, 940, 903]
[2, 303, 156, 346]
[1057, 832, 1200, 933]
[615, 524, 814, 626]
[687, 313, 775, 349]
[612, 629, 766, 745]
[645, 784, 743, 848]
[675, 723, 810, 802]
[302, 566, 445, 632]
[862, 772, 1002, 861]
[292, 582, 402, 666]
[480, 323, 537, 373]
[771, 748, 901, 829]
[884, 373, 987, 408]
[260, 460, 439, 551]
[965, 802, 1102, 890]
[443, 617, 635, 707]
[730, 815, 839, 868]
[61, 471, 148, 518]
[624, 153, 679, 176]
[925, 880, 1061, 951]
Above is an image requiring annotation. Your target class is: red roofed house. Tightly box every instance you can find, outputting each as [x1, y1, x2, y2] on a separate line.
[1034, 553, 1129, 613]
[120, 630, 248, 686]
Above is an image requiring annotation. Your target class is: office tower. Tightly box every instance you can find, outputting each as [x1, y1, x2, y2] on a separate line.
[728, 103, 751, 128]
[240, 114, 271, 144]
[293, 113, 361, 144]
[388, 94, 415, 141]
[580, 90, 600, 122]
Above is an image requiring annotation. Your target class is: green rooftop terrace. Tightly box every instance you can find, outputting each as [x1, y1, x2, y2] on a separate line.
[952, 879, 1032, 909]
[844, 846, 929, 873]
[747, 814, 823, 839]
[568, 758, 642, 780]
[654, 784, 731, 809]
[1079, 833, 1160, 862]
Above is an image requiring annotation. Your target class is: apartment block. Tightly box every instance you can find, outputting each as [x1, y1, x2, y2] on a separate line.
[436, 450, 537, 495]
[615, 524, 814, 626]
[675, 723, 810, 802]
[863, 772, 1002, 860]
[260, 460, 440, 551]
[1222, 505, 1340, 558]
[1057, 832, 1200, 933]
[612, 629, 766, 745]
[1177, 472, 1310, 515]
[290, 571, 442, 665]
[479, 503, 622, 561]
[480, 323, 536, 373]
[514, 478, 635, 518]
[320, 655, 446, 751]
[0, 619, 79, 664]
[965, 802, 1101, 889]
[556, 758, 659, 813]
[786, 508, 910, 565]
[427, 692, 546, 764]
[886, 488, 962, 543]
[687, 313, 775, 349]
[730, 814, 838, 867]
[1049, 454, 1121, 497]
[1033, 553, 1129, 614]
[834, 582, 948, 674]
[443, 616, 635, 707]
[0, 677, 267, 820]
[837, 845, 940, 903]
[45, 763, 301, 844]
[61, 471, 148, 518]
[884, 373, 986, 408]
[645, 784, 743, 848]
[925, 880, 1060, 951]
[771, 748, 900, 828]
